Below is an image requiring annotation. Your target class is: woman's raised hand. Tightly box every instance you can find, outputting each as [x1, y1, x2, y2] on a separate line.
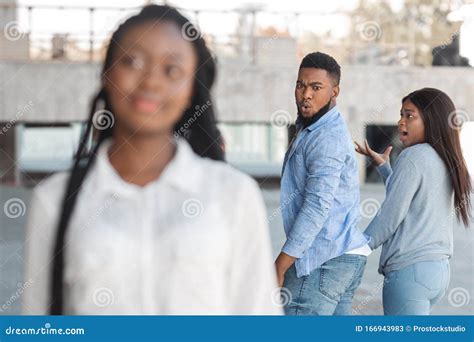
[354, 139, 392, 166]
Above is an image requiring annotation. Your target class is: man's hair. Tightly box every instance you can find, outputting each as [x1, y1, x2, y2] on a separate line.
[299, 52, 341, 85]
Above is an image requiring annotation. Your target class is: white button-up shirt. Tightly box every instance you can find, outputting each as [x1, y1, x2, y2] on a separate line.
[23, 138, 282, 315]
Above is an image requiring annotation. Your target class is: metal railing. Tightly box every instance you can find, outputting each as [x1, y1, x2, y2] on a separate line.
[0, 2, 433, 65]
[1, 2, 468, 67]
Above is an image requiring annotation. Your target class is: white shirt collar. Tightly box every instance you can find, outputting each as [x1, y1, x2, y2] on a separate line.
[92, 137, 203, 198]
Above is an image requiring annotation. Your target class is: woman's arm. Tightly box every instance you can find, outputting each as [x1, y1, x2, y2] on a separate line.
[364, 155, 421, 250]
[376, 161, 393, 185]
[22, 186, 59, 314]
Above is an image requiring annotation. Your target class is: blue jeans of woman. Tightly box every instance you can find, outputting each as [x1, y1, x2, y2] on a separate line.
[382, 259, 450, 315]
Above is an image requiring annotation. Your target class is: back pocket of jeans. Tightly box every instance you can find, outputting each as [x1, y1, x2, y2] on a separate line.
[413, 261, 444, 291]
[319, 256, 361, 301]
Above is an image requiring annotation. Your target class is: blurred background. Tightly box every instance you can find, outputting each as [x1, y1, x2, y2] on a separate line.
[0, 0, 473, 315]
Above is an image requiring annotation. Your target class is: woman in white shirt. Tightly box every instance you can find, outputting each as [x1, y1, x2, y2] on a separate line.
[23, 5, 280, 315]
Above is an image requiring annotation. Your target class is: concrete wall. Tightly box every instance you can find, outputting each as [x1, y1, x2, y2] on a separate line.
[1, 60, 473, 180]
[1, 60, 472, 123]
[0, 61, 98, 122]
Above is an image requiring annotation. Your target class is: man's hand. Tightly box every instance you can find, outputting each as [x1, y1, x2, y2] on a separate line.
[274, 252, 296, 288]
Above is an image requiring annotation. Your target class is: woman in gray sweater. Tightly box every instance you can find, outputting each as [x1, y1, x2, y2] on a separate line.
[355, 88, 472, 315]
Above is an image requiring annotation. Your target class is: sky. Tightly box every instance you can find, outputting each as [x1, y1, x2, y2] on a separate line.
[13, 0, 474, 62]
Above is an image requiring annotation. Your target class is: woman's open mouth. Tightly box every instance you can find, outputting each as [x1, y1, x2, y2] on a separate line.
[399, 130, 408, 141]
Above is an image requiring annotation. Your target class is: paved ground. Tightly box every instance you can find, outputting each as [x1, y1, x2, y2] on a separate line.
[0, 184, 472, 315]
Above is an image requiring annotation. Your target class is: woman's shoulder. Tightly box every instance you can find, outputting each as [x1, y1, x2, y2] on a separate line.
[399, 143, 441, 165]
[401, 142, 433, 154]
[196, 156, 260, 194]
[176, 138, 259, 193]
[31, 171, 70, 210]
[395, 143, 447, 180]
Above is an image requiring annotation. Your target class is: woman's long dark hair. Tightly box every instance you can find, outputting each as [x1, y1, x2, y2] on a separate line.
[50, 5, 224, 314]
[402, 88, 472, 227]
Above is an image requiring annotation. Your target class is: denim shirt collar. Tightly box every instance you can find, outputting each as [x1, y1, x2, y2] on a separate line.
[305, 105, 339, 132]
[284, 105, 340, 176]
[295, 105, 339, 132]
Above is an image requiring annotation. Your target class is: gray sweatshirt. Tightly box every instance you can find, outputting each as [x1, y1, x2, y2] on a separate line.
[365, 143, 454, 275]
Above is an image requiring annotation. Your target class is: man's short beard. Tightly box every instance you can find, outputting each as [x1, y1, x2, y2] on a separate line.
[297, 98, 332, 127]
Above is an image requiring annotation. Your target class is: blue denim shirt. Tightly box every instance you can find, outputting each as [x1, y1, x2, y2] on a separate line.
[280, 106, 369, 277]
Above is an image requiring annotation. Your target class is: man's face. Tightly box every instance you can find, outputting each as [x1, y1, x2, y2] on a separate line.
[295, 68, 339, 118]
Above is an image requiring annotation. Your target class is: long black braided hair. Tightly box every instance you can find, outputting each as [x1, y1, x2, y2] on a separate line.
[50, 4, 224, 314]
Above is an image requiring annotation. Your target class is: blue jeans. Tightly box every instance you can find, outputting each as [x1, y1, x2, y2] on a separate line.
[283, 254, 367, 315]
[383, 259, 450, 315]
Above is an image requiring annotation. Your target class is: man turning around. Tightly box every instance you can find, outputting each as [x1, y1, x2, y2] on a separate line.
[275, 52, 371, 315]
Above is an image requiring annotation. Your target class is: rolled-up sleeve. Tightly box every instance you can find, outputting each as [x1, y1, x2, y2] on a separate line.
[376, 161, 393, 185]
[282, 133, 345, 258]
